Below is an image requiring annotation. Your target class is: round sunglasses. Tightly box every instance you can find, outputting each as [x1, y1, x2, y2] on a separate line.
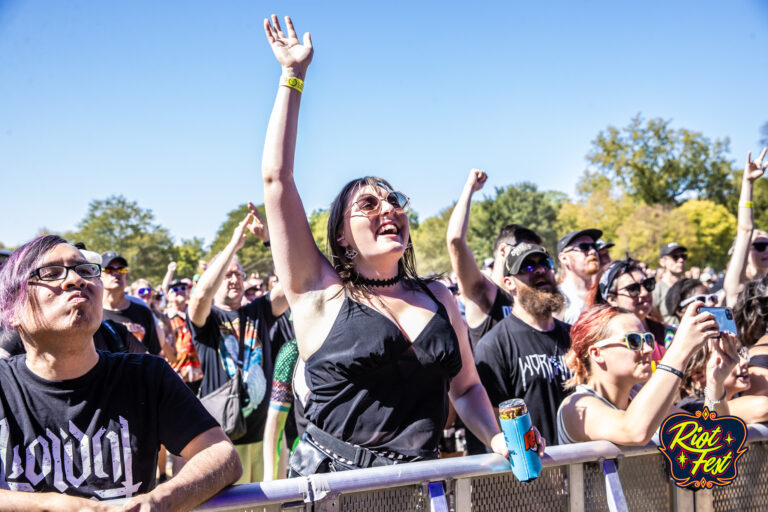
[348, 191, 410, 217]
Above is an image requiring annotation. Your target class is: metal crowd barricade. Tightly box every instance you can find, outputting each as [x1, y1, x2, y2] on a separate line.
[195, 423, 768, 512]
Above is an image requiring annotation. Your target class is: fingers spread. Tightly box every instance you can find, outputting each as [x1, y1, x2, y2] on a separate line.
[264, 19, 275, 43]
[285, 16, 298, 40]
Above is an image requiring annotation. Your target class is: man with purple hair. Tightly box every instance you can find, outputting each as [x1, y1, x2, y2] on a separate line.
[0, 236, 241, 509]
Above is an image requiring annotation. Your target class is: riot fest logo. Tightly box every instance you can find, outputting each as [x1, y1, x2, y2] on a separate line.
[658, 407, 747, 489]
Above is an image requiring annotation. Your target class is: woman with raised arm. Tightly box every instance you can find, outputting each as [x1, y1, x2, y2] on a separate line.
[723, 148, 767, 306]
[556, 303, 738, 446]
[260, 15, 523, 475]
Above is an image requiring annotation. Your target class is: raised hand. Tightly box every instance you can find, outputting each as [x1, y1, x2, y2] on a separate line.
[264, 15, 313, 77]
[231, 212, 254, 251]
[247, 202, 270, 242]
[744, 147, 768, 182]
[168, 261, 177, 272]
[706, 332, 740, 387]
[467, 168, 488, 192]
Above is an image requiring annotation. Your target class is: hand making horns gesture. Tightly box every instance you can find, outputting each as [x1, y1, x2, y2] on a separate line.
[264, 14, 313, 77]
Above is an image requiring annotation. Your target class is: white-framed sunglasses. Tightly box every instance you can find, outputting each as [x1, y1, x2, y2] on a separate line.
[592, 332, 656, 352]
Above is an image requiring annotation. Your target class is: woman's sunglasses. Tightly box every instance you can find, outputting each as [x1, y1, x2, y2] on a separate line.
[679, 294, 719, 308]
[752, 241, 768, 252]
[617, 277, 656, 297]
[349, 191, 410, 217]
[593, 332, 656, 351]
[136, 287, 153, 296]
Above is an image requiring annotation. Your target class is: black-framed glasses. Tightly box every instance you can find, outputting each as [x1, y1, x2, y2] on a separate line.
[519, 257, 554, 275]
[617, 277, 656, 298]
[679, 294, 719, 308]
[30, 263, 101, 282]
[349, 191, 410, 217]
[136, 287, 152, 296]
[752, 241, 768, 252]
[593, 332, 655, 352]
[103, 266, 128, 275]
[565, 242, 598, 254]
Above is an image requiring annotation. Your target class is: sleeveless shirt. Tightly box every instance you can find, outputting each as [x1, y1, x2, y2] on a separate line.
[303, 290, 463, 458]
[556, 384, 620, 445]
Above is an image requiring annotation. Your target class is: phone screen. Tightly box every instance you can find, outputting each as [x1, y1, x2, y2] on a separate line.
[699, 307, 738, 335]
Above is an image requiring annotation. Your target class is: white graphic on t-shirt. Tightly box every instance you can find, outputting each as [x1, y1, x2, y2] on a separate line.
[518, 353, 570, 392]
[0, 416, 141, 498]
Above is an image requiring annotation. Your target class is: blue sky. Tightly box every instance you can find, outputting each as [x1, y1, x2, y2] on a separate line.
[2, 0, 767, 249]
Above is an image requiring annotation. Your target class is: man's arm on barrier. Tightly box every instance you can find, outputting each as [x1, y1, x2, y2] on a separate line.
[121, 427, 242, 512]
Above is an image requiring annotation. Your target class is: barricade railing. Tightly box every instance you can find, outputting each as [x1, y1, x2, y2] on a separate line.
[196, 423, 768, 512]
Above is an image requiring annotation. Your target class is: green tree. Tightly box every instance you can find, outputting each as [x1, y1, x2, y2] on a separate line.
[412, 207, 453, 275]
[587, 114, 737, 206]
[209, 204, 274, 275]
[70, 196, 175, 284]
[468, 182, 561, 257]
[308, 209, 330, 258]
[173, 237, 207, 280]
[613, 204, 696, 265]
[677, 200, 736, 269]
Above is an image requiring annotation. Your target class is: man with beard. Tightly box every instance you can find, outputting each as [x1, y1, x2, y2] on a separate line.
[475, 243, 572, 446]
[555, 229, 603, 324]
[446, 169, 543, 348]
[652, 242, 688, 325]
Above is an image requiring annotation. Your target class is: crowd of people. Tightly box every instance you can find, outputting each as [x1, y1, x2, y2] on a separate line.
[0, 14, 767, 510]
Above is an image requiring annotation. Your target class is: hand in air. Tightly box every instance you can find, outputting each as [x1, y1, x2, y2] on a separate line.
[467, 168, 488, 192]
[247, 202, 270, 242]
[167, 261, 177, 272]
[231, 212, 255, 250]
[264, 15, 313, 77]
[707, 331, 740, 387]
[744, 147, 767, 182]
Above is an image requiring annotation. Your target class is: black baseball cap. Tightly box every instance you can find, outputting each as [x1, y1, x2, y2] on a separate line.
[557, 229, 603, 254]
[504, 243, 550, 276]
[596, 239, 615, 252]
[101, 251, 128, 268]
[659, 242, 687, 258]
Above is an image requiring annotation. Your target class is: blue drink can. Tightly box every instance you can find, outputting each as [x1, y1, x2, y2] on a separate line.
[499, 399, 542, 482]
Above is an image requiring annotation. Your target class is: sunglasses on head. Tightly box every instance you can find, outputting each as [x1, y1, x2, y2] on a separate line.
[679, 293, 719, 308]
[103, 266, 128, 275]
[350, 191, 410, 217]
[617, 277, 656, 297]
[752, 241, 768, 252]
[518, 257, 554, 275]
[136, 287, 152, 296]
[593, 332, 655, 352]
[566, 242, 598, 254]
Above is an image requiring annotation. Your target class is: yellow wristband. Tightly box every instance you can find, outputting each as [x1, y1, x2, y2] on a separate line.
[740, 201, 754, 208]
[281, 76, 304, 93]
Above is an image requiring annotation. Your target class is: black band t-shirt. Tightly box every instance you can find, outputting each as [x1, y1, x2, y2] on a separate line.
[474, 313, 572, 446]
[0, 352, 218, 499]
[102, 300, 162, 355]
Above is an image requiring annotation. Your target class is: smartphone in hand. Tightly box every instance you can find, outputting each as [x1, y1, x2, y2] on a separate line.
[699, 307, 738, 335]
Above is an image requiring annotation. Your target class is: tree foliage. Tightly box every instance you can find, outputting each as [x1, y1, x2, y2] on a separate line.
[676, 200, 736, 269]
[308, 209, 331, 258]
[209, 204, 274, 275]
[173, 237, 207, 280]
[468, 182, 562, 257]
[587, 114, 737, 206]
[412, 207, 453, 275]
[69, 196, 175, 284]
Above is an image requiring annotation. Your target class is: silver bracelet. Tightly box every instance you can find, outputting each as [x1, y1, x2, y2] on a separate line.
[704, 386, 726, 406]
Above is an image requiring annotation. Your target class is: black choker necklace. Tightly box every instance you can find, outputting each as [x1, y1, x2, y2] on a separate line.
[355, 271, 404, 287]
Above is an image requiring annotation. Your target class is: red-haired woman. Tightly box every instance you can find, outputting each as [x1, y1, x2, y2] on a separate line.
[556, 303, 739, 445]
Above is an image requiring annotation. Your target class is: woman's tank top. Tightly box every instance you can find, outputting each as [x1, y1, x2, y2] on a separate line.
[556, 384, 620, 445]
[303, 288, 463, 458]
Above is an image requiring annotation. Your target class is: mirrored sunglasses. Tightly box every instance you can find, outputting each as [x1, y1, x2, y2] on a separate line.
[350, 191, 410, 217]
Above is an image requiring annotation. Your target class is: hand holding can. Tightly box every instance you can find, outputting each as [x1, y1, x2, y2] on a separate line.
[499, 399, 542, 482]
